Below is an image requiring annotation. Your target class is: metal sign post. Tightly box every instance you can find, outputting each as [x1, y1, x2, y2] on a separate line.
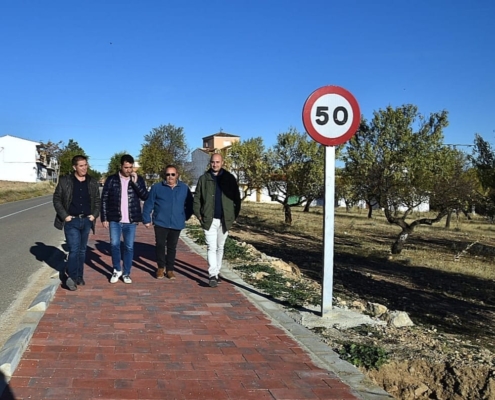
[302, 85, 360, 316]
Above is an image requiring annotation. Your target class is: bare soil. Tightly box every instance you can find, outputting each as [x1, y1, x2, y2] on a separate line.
[229, 203, 495, 400]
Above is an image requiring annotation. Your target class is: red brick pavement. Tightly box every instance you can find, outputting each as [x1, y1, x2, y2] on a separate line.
[1, 225, 361, 399]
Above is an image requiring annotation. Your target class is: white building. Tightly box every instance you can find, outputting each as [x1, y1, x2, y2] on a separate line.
[0, 135, 58, 182]
[188, 148, 211, 189]
[187, 132, 241, 191]
[242, 186, 279, 204]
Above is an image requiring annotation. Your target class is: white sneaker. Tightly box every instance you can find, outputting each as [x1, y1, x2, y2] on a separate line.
[122, 275, 132, 284]
[110, 270, 122, 284]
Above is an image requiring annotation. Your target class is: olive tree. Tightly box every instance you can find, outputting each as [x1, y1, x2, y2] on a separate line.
[263, 128, 324, 224]
[227, 137, 268, 201]
[139, 124, 190, 185]
[342, 104, 471, 254]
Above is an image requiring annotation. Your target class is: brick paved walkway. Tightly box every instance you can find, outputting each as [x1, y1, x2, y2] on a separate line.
[1, 225, 362, 399]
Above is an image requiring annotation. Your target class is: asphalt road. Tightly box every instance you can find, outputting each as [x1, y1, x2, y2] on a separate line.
[0, 195, 65, 347]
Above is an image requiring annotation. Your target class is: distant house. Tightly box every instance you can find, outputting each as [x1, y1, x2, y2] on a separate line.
[0, 135, 59, 183]
[243, 186, 279, 204]
[188, 148, 210, 188]
[201, 132, 240, 151]
[187, 132, 241, 190]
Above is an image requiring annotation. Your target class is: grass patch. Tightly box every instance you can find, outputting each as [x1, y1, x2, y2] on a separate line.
[185, 224, 206, 245]
[336, 342, 388, 370]
[223, 237, 250, 260]
[0, 181, 55, 204]
[233, 263, 321, 307]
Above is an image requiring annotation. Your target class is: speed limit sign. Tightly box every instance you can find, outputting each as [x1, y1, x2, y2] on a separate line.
[302, 85, 360, 146]
[302, 85, 361, 314]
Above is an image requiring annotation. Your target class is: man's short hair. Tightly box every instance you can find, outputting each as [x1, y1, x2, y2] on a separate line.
[72, 155, 87, 166]
[121, 154, 134, 165]
[164, 164, 178, 172]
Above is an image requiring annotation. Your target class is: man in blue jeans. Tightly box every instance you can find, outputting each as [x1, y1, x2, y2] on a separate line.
[101, 154, 148, 284]
[53, 155, 101, 291]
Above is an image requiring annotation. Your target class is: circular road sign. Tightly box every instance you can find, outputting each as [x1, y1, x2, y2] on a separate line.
[302, 85, 360, 146]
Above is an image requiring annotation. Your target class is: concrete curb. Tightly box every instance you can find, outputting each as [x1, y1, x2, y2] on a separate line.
[0, 264, 60, 387]
[180, 231, 394, 400]
[27, 275, 59, 311]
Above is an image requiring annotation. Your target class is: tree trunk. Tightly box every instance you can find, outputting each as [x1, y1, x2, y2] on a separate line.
[445, 211, 452, 228]
[391, 228, 411, 254]
[303, 199, 312, 212]
[366, 200, 373, 219]
[461, 208, 472, 220]
[284, 203, 292, 225]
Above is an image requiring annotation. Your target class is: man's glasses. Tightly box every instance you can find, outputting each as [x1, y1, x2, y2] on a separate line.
[165, 173, 176, 177]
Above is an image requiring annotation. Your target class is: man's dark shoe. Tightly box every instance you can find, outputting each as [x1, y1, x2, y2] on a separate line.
[66, 277, 77, 291]
[76, 277, 85, 286]
[209, 276, 218, 288]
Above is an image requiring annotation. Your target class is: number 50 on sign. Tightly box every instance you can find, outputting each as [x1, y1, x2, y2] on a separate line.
[302, 86, 360, 146]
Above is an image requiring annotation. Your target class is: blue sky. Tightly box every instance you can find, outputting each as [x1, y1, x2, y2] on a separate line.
[1, 0, 494, 172]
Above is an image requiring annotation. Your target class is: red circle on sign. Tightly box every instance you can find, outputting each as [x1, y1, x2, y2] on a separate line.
[302, 85, 360, 146]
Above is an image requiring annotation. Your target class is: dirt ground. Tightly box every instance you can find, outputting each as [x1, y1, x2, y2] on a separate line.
[229, 211, 495, 400]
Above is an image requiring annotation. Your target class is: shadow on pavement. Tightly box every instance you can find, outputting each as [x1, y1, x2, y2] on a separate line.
[86, 240, 158, 280]
[29, 242, 66, 272]
[30, 241, 71, 289]
[84, 237, 293, 311]
[175, 258, 292, 306]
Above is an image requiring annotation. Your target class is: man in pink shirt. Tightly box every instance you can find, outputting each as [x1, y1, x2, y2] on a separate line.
[101, 154, 148, 284]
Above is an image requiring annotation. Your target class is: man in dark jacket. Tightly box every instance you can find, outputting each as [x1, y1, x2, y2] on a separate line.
[53, 155, 101, 291]
[101, 154, 148, 284]
[143, 165, 193, 280]
[193, 153, 240, 287]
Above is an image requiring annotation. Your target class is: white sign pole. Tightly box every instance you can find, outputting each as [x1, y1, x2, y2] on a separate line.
[322, 145, 335, 316]
[302, 85, 360, 318]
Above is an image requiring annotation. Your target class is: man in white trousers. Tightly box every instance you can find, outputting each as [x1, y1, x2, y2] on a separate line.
[193, 153, 241, 287]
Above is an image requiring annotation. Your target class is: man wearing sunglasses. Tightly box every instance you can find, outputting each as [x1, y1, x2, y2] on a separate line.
[143, 165, 193, 280]
[193, 153, 241, 288]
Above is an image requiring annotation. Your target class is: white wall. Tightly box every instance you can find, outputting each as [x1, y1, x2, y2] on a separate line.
[243, 186, 279, 204]
[189, 149, 210, 185]
[0, 135, 40, 182]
